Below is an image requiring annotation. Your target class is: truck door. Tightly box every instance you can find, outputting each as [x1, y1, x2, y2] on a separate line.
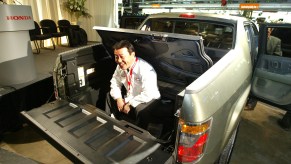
[251, 23, 291, 110]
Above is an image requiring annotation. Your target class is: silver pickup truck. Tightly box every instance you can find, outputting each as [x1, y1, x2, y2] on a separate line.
[21, 13, 291, 163]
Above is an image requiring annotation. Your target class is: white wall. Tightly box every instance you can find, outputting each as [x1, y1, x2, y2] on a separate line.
[18, 0, 118, 42]
[81, 0, 117, 42]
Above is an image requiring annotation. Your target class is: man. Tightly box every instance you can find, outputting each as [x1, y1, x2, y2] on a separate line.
[106, 40, 160, 129]
[267, 28, 282, 56]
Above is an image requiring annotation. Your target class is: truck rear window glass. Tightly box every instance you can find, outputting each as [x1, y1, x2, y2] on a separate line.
[120, 15, 148, 29]
[140, 18, 234, 50]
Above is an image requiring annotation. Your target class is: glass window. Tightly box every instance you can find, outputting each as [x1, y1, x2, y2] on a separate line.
[267, 27, 291, 58]
[141, 19, 174, 32]
[141, 18, 234, 49]
[120, 16, 147, 29]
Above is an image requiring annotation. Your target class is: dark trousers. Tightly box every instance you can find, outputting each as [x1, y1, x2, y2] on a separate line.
[105, 93, 158, 129]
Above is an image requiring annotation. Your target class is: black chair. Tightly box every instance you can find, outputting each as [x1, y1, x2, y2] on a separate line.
[29, 21, 55, 54]
[57, 19, 71, 33]
[57, 19, 72, 46]
[58, 19, 89, 47]
[40, 19, 69, 46]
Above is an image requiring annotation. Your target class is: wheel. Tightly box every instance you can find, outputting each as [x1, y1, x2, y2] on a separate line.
[215, 123, 240, 164]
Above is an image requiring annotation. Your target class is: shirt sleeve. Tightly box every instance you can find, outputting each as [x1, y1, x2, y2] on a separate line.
[274, 39, 282, 56]
[110, 67, 123, 100]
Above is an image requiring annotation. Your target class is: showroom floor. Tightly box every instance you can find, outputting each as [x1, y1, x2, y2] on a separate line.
[1, 44, 290, 164]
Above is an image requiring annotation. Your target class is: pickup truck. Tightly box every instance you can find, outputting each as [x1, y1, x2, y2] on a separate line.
[21, 13, 291, 164]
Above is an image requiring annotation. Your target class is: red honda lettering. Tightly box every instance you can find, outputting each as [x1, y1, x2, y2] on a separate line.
[6, 16, 32, 20]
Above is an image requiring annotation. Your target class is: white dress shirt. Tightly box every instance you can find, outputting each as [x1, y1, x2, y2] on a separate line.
[110, 57, 160, 107]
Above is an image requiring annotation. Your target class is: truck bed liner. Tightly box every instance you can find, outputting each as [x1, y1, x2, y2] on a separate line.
[21, 100, 171, 164]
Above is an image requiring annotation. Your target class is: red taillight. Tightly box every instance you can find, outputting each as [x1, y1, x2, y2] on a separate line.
[178, 133, 208, 163]
[179, 13, 196, 18]
[176, 119, 211, 163]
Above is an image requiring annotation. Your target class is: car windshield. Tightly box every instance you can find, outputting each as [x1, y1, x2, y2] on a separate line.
[140, 18, 234, 50]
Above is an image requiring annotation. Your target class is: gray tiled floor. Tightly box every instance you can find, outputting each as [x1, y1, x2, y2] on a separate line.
[231, 102, 291, 164]
[1, 44, 290, 164]
[0, 125, 71, 164]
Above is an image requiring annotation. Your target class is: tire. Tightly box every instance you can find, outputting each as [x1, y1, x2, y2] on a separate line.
[215, 123, 240, 164]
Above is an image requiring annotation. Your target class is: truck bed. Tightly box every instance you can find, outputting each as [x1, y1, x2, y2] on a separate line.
[21, 100, 172, 164]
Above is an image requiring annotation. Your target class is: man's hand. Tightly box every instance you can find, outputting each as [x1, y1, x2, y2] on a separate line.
[116, 98, 125, 112]
[122, 103, 131, 114]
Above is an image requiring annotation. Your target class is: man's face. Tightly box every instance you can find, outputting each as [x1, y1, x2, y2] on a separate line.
[114, 47, 135, 70]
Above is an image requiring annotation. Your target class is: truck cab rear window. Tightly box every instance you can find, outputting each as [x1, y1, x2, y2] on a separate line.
[140, 18, 234, 50]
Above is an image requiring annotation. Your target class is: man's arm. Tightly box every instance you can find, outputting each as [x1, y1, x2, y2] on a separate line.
[110, 68, 123, 100]
[274, 39, 282, 56]
[110, 68, 128, 111]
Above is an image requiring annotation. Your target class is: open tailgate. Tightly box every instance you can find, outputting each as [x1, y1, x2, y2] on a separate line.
[21, 100, 171, 163]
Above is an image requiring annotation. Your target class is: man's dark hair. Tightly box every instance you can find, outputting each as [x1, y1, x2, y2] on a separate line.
[113, 40, 135, 54]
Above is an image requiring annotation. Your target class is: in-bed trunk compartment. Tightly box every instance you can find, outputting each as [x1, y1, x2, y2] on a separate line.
[21, 100, 171, 163]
